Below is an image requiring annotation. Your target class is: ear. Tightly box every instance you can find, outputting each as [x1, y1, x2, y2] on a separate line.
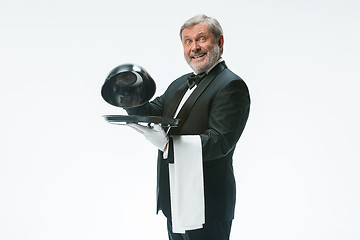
[217, 34, 224, 49]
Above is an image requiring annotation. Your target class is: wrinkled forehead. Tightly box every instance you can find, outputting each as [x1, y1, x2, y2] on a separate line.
[181, 23, 212, 39]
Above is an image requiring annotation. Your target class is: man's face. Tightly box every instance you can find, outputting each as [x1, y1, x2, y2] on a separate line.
[181, 23, 223, 74]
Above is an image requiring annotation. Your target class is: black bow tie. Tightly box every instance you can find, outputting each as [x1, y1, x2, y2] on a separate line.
[187, 72, 206, 89]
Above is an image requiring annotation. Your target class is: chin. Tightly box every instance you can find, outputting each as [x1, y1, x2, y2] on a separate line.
[190, 62, 210, 74]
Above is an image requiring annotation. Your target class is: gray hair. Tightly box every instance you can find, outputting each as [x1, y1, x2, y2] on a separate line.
[179, 14, 224, 40]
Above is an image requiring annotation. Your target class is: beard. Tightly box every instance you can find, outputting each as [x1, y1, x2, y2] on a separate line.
[186, 45, 221, 74]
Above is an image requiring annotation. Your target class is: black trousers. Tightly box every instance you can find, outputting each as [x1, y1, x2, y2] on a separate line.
[167, 219, 233, 240]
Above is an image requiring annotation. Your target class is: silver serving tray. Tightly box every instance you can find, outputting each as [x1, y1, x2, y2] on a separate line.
[103, 115, 179, 127]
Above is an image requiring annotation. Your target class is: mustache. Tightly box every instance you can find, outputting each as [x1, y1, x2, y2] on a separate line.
[189, 49, 207, 58]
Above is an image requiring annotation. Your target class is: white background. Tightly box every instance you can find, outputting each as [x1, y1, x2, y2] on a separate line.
[1, 0, 359, 239]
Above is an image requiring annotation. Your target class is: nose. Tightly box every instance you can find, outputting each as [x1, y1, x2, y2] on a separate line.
[190, 41, 201, 52]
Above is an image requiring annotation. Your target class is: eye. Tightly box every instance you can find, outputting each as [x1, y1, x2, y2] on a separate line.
[200, 37, 206, 41]
[184, 39, 191, 45]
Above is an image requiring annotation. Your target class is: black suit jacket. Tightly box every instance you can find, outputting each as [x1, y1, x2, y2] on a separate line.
[126, 61, 250, 221]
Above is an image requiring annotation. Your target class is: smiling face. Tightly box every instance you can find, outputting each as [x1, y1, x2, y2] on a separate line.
[181, 23, 224, 74]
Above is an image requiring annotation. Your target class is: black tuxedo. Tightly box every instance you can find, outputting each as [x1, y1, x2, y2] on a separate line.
[126, 61, 250, 222]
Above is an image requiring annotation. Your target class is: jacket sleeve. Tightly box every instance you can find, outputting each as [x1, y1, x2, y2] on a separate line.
[200, 80, 250, 161]
[125, 94, 165, 116]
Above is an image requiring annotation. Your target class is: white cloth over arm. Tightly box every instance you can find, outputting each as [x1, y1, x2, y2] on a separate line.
[168, 135, 205, 233]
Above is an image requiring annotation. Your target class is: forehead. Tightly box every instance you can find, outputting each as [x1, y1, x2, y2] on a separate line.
[181, 23, 212, 39]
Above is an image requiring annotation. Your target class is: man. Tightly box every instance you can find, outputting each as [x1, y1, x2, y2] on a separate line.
[126, 14, 250, 240]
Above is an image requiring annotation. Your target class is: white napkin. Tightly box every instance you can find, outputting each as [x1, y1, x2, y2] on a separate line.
[168, 135, 205, 233]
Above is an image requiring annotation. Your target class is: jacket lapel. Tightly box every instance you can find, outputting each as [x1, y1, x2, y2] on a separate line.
[164, 80, 189, 118]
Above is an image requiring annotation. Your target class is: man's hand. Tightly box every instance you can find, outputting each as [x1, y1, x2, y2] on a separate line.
[127, 123, 169, 152]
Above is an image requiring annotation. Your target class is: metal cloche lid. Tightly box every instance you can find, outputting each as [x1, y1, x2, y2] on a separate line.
[101, 63, 156, 108]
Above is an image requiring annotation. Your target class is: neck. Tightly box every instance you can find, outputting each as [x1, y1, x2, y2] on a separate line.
[203, 57, 224, 74]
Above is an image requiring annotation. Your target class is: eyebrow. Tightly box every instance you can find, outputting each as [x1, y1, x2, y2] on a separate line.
[182, 31, 207, 40]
